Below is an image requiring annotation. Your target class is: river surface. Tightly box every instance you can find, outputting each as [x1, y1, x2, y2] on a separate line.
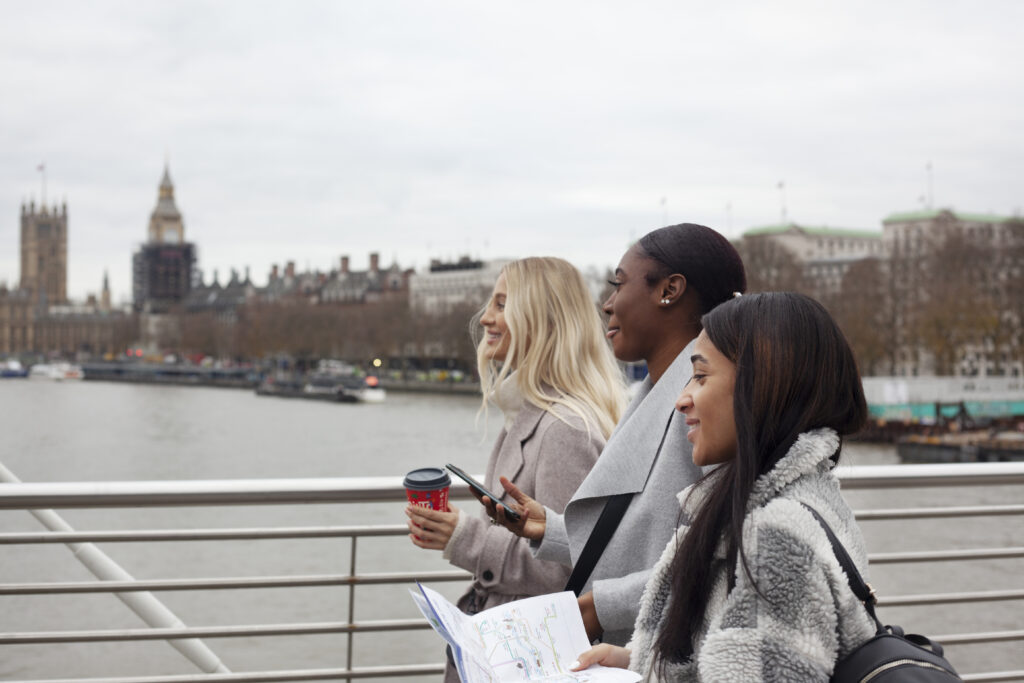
[1, 380, 1021, 680]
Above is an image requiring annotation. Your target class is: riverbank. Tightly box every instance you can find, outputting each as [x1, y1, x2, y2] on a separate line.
[78, 361, 483, 395]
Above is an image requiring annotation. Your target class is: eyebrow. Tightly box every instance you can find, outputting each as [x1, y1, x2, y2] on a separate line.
[690, 354, 708, 364]
[614, 268, 623, 276]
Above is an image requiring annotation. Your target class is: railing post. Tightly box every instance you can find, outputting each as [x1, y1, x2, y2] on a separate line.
[346, 535, 358, 683]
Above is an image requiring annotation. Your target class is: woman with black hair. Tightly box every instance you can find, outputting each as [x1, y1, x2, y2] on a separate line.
[482, 223, 747, 646]
[570, 292, 877, 681]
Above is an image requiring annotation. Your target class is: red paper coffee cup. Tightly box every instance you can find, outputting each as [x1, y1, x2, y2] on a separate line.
[403, 467, 451, 511]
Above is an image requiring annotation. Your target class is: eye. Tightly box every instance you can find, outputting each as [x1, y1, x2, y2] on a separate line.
[691, 373, 707, 385]
[606, 279, 623, 289]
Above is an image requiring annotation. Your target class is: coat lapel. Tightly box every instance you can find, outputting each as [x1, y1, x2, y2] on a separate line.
[571, 341, 696, 501]
[486, 399, 546, 491]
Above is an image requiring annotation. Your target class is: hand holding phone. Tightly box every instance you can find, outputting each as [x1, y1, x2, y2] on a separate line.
[445, 463, 522, 522]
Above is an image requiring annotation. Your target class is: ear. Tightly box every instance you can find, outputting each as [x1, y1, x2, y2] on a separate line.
[660, 274, 688, 305]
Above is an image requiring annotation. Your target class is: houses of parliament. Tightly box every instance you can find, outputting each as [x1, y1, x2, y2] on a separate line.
[0, 167, 195, 357]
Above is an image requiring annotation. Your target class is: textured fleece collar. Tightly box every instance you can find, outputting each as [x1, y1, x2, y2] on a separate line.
[678, 428, 840, 514]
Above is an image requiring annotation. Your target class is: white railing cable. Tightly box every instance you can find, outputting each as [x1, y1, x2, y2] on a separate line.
[0, 462, 231, 675]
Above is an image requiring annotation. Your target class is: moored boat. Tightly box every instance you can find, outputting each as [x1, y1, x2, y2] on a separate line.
[0, 360, 28, 378]
[28, 362, 84, 381]
[897, 430, 1024, 463]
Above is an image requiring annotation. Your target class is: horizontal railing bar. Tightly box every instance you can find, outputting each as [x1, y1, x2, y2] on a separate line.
[5, 623, 1017, 647]
[0, 525, 409, 544]
[0, 619, 433, 644]
[933, 630, 1024, 645]
[878, 588, 1024, 607]
[1, 512, 1020, 544]
[3, 663, 446, 683]
[1, 462, 1022, 509]
[0, 570, 471, 595]
[869, 548, 1024, 563]
[854, 504, 1024, 520]
[836, 462, 1024, 489]
[0, 476, 479, 509]
[961, 673, 1024, 683]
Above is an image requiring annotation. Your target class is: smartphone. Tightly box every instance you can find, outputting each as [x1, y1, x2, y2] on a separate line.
[445, 463, 522, 522]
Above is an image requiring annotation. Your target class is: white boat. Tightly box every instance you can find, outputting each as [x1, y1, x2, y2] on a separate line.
[0, 359, 28, 378]
[29, 362, 85, 381]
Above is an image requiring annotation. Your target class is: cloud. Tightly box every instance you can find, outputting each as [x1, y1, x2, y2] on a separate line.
[1, 0, 1022, 301]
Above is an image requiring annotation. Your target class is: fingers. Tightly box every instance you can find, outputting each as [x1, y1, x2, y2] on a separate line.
[406, 520, 445, 550]
[406, 504, 452, 524]
[499, 476, 529, 503]
[570, 644, 631, 671]
[570, 645, 609, 670]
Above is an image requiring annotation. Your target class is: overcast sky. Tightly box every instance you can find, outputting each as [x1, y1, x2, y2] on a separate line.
[1, 1, 1022, 303]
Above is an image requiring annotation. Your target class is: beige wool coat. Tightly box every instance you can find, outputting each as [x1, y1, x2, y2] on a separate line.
[441, 397, 605, 682]
[446, 398, 605, 611]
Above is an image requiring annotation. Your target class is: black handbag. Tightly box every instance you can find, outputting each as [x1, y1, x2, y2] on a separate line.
[800, 503, 962, 682]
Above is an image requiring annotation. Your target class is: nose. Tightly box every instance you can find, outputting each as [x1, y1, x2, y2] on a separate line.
[601, 291, 615, 316]
[674, 388, 693, 413]
[480, 305, 494, 326]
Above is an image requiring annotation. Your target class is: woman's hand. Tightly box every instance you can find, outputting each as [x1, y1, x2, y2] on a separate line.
[578, 591, 604, 641]
[476, 476, 547, 541]
[406, 503, 460, 550]
[570, 643, 631, 671]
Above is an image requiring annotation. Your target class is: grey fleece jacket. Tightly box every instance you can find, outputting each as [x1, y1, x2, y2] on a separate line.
[627, 429, 876, 682]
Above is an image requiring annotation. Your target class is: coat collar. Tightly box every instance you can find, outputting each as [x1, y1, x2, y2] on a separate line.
[677, 427, 840, 514]
[571, 340, 696, 500]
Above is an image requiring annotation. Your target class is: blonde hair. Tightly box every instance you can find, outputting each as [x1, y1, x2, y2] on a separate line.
[475, 257, 626, 439]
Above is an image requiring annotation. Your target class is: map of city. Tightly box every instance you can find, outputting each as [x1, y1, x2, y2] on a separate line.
[474, 600, 577, 679]
[412, 583, 640, 683]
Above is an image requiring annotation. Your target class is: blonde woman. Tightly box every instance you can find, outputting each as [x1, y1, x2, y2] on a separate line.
[406, 257, 625, 683]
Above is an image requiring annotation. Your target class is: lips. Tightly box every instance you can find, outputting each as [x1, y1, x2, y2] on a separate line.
[606, 326, 620, 339]
[685, 419, 699, 443]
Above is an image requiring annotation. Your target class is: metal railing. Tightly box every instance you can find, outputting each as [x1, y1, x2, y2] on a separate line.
[2, 462, 1023, 682]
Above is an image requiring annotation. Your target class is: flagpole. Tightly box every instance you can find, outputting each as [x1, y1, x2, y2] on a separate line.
[38, 163, 46, 206]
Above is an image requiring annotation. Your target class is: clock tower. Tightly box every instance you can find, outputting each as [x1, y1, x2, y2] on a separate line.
[132, 163, 196, 312]
[148, 164, 185, 244]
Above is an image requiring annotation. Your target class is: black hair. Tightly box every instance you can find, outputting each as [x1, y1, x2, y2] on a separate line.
[652, 292, 868, 671]
[637, 223, 747, 313]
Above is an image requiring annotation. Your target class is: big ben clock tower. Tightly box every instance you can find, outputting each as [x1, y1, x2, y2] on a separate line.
[132, 163, 196, 312]
[148, 164, 185, 244]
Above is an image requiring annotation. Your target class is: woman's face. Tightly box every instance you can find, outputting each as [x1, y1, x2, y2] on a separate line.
[675, 331, 737, 467]
[480, 273, 511, 362]
[602, 245, 663, 362]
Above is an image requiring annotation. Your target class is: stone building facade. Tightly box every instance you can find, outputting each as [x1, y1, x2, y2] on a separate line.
[739, 222, 883, 295]
[409, 256, 508, 314]
[20, 200, 68, 305]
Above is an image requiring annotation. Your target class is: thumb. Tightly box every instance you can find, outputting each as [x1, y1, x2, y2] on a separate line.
[499, 476, 530, 503]
[570, 645, 605, 671]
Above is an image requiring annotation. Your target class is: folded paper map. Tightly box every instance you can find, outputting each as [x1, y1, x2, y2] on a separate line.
[411, 582, 641, 683]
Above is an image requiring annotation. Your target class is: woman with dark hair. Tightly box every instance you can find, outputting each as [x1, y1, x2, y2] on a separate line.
[571, 292, 877, 681]
[482, 223, 747, 646]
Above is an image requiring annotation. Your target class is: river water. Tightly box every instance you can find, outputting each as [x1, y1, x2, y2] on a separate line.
[1, 380, 1021, 680]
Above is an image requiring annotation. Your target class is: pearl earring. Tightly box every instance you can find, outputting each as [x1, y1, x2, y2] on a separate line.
[660, 298, 671, 305]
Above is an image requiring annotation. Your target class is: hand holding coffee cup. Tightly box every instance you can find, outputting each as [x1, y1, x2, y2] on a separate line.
[404, 467, 459, 549]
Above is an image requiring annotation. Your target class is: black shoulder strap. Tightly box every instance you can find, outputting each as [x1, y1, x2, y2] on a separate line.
[798, 502, 883, 630]
[564, 492, 632, 595]
[564, 411, 676, 596]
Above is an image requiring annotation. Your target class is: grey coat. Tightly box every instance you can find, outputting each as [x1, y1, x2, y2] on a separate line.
[446, 399, 605, 613]
[532, 343, 704, 646]
[627, 429, 876, 681]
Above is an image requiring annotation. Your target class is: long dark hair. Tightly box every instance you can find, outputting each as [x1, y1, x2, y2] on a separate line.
[653, 292, 868, 669]
[637, 223, 747, 313]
